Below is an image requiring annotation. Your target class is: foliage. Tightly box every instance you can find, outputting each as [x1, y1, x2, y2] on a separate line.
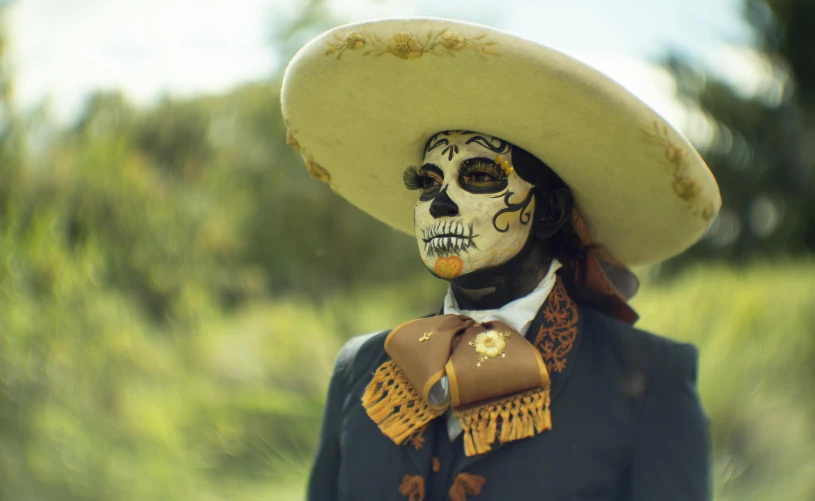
[633, 262, 815, 501]
[663, 0, 815, 268]
[50, 85, 427, 310]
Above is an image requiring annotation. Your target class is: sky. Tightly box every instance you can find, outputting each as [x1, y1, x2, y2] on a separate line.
[6, 0, 763, 134]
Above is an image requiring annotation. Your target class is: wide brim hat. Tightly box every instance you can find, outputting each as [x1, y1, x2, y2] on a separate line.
[281, 17, 721, 266]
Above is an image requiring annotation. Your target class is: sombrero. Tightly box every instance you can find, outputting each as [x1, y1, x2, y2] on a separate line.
[281, 17, 720, 266]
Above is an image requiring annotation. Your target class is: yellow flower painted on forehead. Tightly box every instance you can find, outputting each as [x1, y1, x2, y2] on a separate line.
[494, 155, 514, 176]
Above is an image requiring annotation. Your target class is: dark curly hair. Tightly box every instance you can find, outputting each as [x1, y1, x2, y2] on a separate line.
[510, 144, 584, 273]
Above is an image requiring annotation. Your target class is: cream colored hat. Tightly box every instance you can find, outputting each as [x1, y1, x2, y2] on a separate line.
[281, 17, 721, 266]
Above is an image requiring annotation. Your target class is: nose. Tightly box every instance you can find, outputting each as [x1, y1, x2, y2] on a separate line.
[429, 187, 459, 218]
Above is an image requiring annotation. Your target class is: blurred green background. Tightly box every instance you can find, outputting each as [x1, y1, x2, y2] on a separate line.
[0, 0, 813, 500]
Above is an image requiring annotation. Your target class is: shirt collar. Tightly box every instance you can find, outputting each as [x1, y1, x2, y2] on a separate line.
[442, 258, 563, 336]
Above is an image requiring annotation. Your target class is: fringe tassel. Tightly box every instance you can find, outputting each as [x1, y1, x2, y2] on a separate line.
[455, 387, 551, 457]
[361, 361, 445, 445]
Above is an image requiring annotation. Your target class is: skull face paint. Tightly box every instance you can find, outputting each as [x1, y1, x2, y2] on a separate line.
[405, 131, 536, 280]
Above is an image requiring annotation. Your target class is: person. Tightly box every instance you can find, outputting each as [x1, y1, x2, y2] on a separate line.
[281, 17, 720, 501]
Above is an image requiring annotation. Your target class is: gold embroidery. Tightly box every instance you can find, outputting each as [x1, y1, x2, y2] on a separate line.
[441, 31, 466, 50]
[449, 473, 486, 501]
[673, 177, 701, 201]
[642, 121, 717, 221]
[432, 457, 441, 473]
[285, 128, 301, 151]
[345, 31, 366, 49]
[305, 160, 331, 183]
[325, 31, 367, 58]
[702, 201, 716, 222]
[407, 424, 428, 450]
[398, 475, 426, 501]
[284, 125, 338, 191]
[468, 330, 510, 367]
[419, 331, 434, 343]
[534, 278, 578, 374]
[326, 28, 498, 60]
[387, 32, 424, 60]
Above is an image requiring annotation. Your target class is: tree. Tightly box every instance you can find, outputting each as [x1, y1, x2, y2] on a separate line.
[663, 0, 815, 267]
[0, 3, 23, 211]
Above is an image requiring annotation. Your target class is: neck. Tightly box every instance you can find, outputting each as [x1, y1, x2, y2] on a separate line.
[450, 242, 552, 310]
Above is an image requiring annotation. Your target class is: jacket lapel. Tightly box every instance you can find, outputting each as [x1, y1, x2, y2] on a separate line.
[527, 278, 582, 404]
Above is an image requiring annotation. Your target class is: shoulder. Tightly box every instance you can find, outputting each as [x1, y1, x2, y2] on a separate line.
[578, 304, 699, 390]
[333, 312, 440, 382]
[578, 310, 713, 500]
[331, 329, 390, 385]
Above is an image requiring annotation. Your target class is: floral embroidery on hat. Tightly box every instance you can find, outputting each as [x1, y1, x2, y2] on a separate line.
[284, 125, 340, 193]
[325, 28, 499, 60]
[642, 121, 717, 222]
[285, 128, 301, 151]
[388, 32, 424, 60]
[305, 160, 330, 183]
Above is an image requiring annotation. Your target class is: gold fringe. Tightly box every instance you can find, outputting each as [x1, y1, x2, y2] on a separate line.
[361, 361, 446, 445]
[454, 387, 551, 457]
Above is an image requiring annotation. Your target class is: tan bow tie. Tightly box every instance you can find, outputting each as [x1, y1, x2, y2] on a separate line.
[362, 315, 552, 456]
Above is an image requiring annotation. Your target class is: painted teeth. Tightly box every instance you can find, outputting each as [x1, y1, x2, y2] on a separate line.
[424, 235, 474, 257]
[424, 221, 467, 239]
[422, 221, 480, 257]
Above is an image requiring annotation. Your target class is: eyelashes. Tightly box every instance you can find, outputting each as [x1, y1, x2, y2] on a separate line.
[459, 159, 506, 180]
[403, 165, 423, 190]
[403, 165, 442, 193]
[403, 160, 506, 192]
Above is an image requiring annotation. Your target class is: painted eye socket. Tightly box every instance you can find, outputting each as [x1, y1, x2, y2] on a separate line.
[403, 164, 444, 199]
[418, 171, 442, 196]
[459, 159, 508, 193]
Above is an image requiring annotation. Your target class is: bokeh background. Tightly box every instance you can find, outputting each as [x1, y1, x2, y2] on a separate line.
[1, 0, 813, 499]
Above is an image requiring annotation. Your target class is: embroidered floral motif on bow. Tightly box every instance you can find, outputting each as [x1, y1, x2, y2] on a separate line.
[470, 330, 510, 367]
[325, 28, 498, 60]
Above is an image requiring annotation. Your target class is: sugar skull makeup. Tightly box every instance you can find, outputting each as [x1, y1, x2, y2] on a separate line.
[405, 131, 536, 280]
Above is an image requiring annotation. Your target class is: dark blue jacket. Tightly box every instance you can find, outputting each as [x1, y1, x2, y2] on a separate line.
[307, 303, 711, 501]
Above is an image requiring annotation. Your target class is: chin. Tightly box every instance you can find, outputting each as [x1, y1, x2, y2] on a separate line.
[446, 262, 506, 288]
[426, 241, 536, 287]
[420, 254, 499, 283]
